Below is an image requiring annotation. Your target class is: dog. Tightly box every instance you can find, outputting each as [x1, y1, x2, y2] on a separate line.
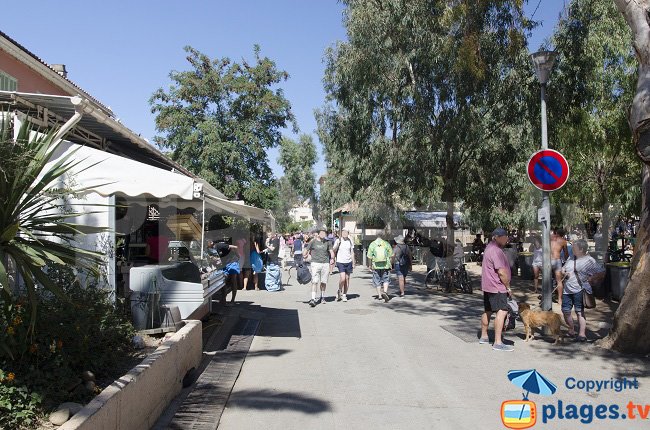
[518, 302, 571, 344]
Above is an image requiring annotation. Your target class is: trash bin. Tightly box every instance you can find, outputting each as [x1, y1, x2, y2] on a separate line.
[607, 262, 631, 301]
[518, 252, 534, 280]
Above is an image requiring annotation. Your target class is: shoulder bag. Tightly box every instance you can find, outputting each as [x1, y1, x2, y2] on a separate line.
[574, 256, 596, 309]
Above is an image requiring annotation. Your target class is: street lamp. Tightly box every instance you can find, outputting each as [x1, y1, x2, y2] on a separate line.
[530, 50, 556, 312]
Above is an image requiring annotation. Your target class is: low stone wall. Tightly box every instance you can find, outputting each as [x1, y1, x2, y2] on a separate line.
[60, 320, 202, 430]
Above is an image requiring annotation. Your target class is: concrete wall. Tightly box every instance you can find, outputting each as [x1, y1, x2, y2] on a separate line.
[60, 320, 202, 430]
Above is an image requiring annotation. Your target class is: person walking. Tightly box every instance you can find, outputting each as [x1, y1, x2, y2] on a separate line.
[304, 228, 335, 307]
[392, 235, 412, 297]
[333, 229, 355, 302]
[479, 228, 514, 352]
[367, 232, 393, 302]
[264, 233, 282, 292]
[293, 233, 304, 266]
[560, 239, 605, 342]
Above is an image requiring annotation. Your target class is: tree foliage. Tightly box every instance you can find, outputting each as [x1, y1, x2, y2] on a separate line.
[550, 0, 641, 223]
[318, 0, 536, 233]
[278, 134, 318, 205]
[0, 115, 105, 352]
[150, 45, 296, 209]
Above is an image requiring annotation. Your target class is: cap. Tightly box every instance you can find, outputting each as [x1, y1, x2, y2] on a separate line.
[492, 228, 508, 237]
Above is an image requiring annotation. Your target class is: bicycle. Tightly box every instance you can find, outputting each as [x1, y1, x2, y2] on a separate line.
[423, 262, 473, 294]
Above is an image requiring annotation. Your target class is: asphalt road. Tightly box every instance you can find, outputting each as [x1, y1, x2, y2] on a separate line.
[217, 265, 650, 430]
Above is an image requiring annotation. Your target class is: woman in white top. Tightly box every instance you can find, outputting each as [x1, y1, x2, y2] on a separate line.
[333, 229, 355, 302]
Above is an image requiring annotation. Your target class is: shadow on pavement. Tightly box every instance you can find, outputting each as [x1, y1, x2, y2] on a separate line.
[226, 389, 331, 414]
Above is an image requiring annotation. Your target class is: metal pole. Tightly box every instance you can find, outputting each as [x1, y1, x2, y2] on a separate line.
[201, 196, 206, 260]
[540, 83, 552, 312]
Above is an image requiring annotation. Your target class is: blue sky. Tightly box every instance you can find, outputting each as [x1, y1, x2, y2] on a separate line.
[2, 0, 565, 178]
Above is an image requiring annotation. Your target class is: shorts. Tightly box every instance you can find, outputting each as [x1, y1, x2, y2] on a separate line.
[310, 262, 329, 285]
[483, 292, 508, 312]
[336, 262, 353, 274]
[562, 291, 584, 314]
[551, 259, 562, 272]
[372, 269, 390, 287]
[394, 262, 408, 278]
[532, 260, 542, 268]
[223, 261, 241, 275]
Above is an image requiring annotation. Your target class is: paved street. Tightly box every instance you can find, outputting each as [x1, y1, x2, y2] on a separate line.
[215, 264, 650, 430]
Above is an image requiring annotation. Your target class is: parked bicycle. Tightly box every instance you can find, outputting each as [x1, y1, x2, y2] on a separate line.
[423, 261, 473, 294]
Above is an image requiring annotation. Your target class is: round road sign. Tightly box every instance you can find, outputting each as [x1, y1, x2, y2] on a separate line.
[526, 149, 569, 192]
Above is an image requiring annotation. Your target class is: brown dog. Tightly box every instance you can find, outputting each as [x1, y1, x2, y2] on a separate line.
[518, 302, 571, 344]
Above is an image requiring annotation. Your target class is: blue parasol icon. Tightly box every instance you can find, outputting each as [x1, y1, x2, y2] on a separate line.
[508, 369, 557, 420]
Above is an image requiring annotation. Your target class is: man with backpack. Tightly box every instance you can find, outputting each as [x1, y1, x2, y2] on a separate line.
[392, 235, 412, 297]
[304, 228, 335, 307]
[367, 232, 393, 302]
[333, 229, 355, 302]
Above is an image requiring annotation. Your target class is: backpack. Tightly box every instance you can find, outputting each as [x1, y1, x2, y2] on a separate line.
[397, 244, 409, 266]
[504, 298, 519, 331]
[374, 241, 389, 262]
[296, 264, 312, 285]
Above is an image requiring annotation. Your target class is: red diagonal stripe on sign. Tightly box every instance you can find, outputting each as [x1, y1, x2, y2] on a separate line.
[537, 158, 561, 182]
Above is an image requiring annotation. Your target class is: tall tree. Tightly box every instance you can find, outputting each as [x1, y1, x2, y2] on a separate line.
[318, 0, 534, 242]
[550, 0, 641, 249]
[150, 45, 296, 209]
[278, 134, 319, 215]
[598, 0, 650, 354]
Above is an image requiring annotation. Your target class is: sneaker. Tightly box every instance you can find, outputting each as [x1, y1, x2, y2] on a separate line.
[309, 299, 316, 307]
[399, 293, 405, 298]
[381, 292, 390, 303]
[320, 297, 326, 304]
[492, 343, 514, 352]
[478, 337, 490, 344]
[342, 294, 348, 302]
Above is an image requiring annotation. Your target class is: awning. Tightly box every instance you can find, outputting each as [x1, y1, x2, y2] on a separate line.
[51, 140, 196, 200]
[48, 141, 274, 228]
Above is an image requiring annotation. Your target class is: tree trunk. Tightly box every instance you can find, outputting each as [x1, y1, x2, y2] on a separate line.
[445, 199, 455, 266]
[603, 0, 650, 353]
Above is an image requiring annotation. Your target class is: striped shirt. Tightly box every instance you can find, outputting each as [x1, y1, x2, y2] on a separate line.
[562, 256, 604, 294]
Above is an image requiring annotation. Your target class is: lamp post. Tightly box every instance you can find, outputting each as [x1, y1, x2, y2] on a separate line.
[530, 50, 557, 312]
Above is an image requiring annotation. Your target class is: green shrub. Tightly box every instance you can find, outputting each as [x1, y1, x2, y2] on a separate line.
[0, 370, 41, 430]
[0, 264, 135, 425]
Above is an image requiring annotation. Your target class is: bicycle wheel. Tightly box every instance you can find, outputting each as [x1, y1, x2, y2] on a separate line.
[460, 270, 473, 294]
[424, 269, 437, 289]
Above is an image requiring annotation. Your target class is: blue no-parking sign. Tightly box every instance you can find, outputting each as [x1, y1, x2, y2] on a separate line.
[527, 149, 569, 192]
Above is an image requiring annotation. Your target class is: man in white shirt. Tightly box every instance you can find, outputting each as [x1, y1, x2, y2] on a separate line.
[333, 229, 355, 302]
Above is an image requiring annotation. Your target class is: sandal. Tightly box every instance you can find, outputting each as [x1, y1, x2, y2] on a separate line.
[575, 336, 587, 342]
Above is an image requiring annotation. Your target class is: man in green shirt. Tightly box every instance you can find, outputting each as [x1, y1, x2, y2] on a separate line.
[367, 232, 393, 302]
[304, 228, 335, 307]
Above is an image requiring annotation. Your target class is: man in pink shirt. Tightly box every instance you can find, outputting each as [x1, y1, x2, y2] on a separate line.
[479, 228, 513, 352]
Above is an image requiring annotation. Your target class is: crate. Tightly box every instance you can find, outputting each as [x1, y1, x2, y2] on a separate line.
[166, 214, 202, 241]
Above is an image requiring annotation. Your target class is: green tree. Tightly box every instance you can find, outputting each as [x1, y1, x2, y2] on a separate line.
[278, 134, 319, 217]
[318, 0, 535, 241]
[150, 45, 296, 209]
[550, 0, 641, 247]
[599, 0, 650, 354]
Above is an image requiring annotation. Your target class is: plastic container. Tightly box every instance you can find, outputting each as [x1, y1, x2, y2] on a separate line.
[607, 262, 631, 301]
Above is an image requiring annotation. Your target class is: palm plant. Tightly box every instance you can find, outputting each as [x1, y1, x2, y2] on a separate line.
[0, 113, 106, 355]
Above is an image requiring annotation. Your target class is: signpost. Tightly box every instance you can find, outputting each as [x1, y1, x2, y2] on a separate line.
[527, 149, 569, 192]
[527, 148, 569, 312]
